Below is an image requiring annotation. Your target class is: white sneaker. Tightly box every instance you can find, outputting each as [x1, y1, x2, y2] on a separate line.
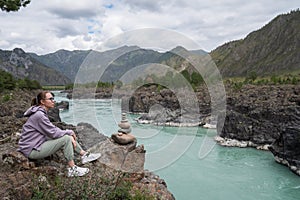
[68, 165, 89, 177]
[81, 152, 101, 164]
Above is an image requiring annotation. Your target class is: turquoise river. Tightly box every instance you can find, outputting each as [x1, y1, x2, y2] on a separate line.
[53, 91, 300, 200]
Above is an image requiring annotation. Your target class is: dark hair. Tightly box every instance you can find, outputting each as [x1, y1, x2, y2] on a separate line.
[31, 91, 55, 106]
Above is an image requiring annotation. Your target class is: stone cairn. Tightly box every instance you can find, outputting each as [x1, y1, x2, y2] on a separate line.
[118, 113, 132, 134]
[111, 113, 136, 145]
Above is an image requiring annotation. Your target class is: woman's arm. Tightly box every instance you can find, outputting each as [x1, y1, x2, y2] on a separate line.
[34, 110, 73, 139]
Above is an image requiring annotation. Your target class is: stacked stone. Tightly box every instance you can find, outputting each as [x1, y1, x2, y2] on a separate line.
[111, 113, 136, 145]
[118, 113, 131, 134]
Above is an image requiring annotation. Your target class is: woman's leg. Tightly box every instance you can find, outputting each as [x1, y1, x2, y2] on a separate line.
[29, 135, 75, 164]
[74, 141, 85, 155]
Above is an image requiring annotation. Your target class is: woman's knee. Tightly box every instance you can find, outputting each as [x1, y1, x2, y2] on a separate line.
[61, 135, 72, 144]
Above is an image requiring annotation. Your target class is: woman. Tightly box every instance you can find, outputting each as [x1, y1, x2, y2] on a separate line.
[18, 91, 101, 177]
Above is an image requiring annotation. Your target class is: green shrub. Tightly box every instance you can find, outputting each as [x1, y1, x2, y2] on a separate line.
[0, 69, 16, 90]
[233, 82, 243, 91]
[2, 94, 11, 102]
[27, 169, 154, 200]
[0, 69, 42, 91]
[64, 83, 74, 90]
[132, 189, 155, 200]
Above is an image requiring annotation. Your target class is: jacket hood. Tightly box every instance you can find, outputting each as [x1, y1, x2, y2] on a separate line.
[24, 106, 46, 117]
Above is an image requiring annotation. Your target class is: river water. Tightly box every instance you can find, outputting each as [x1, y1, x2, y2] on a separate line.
[54, 91, 300, 200]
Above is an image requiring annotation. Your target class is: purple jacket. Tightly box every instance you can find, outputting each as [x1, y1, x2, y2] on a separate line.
[18, 106, 73, 157]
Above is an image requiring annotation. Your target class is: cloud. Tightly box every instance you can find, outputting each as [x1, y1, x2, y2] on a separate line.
[51, 19, 88, 38]
[123, 0, 166, 12]
[41, 0, 105, 19]
[0, 0, 299, 54]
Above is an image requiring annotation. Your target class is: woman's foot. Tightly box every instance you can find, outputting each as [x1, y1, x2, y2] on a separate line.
[81, 152, 101, 164]
[67, 165, 89, 177]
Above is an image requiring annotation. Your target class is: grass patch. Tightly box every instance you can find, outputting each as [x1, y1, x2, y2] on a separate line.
[224, 73, 300, 91]
[42, 85, 66, 90]
[1, 93, 11, 102]
[25, 168, 154, 200]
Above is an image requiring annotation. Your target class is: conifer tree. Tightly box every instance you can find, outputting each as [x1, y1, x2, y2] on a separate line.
[0, 0, 31, 12]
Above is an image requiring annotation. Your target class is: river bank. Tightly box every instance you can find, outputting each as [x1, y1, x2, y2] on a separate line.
[63, 83, 300, 175]
[56, 93, 300, 200]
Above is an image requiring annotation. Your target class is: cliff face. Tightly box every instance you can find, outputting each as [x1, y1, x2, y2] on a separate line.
[215, 84, 300, 175]
[210, 10, 300, 77]
[269, 126, 300, 176]
[123, 84, 211, 126]
[219, 84, 300, 145]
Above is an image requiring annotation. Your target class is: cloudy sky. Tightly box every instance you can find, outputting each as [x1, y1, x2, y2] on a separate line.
[0, 0, 299, 55]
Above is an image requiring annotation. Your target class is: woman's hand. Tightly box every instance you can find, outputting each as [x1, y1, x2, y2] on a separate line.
[70, 135, 76, 148]
[70, 131, 77, 148]
[70, 131, 77, 140]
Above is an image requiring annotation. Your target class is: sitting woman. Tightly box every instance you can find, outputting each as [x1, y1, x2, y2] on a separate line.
[18, 91, 101, 177]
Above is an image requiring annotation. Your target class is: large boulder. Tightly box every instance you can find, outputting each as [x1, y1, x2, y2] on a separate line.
[74, 123, 145, 173]
[56, 101, 69, 110]
[75, 122, 107, 149]
[88, 139, 145, 173]
[48, 107, 61, 122]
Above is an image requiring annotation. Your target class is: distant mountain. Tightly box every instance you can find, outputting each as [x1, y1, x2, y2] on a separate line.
[99, 46, 207, 83]
[101, 47, 163, 82]
[210, 9, 300, 77]
[156, 46, 208, 75]
[30, 49, 91, 81]
[69, 46, 144, 83]
[0, 48, 70, 85]
[32, 46, 164, 83]
[170, 46, 207, 56]
[28, 45, 209, 84]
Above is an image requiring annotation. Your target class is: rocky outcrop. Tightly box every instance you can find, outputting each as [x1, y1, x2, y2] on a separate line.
[0, 89, 175, 199]
[1, 122, 174, 199]
[269, 126, 300, 176]
[56, 100, 69, 110]
[60, 122, 145, 174]
[65, 87, 113, 99]
[216, 84, 300, 175]
[124, 84, 211, 126]
[0, 90, 37, 143]
[218, 84, 300, 146]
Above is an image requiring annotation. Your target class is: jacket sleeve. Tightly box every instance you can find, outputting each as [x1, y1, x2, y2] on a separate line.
[34, 110, 73, 139]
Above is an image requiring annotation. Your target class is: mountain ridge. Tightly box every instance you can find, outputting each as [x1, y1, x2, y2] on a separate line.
[210, 9, 300, 77]
[29, 49, 91, 81]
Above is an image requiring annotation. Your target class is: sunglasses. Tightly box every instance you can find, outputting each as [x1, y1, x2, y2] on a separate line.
[44, 97, 55, 101]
